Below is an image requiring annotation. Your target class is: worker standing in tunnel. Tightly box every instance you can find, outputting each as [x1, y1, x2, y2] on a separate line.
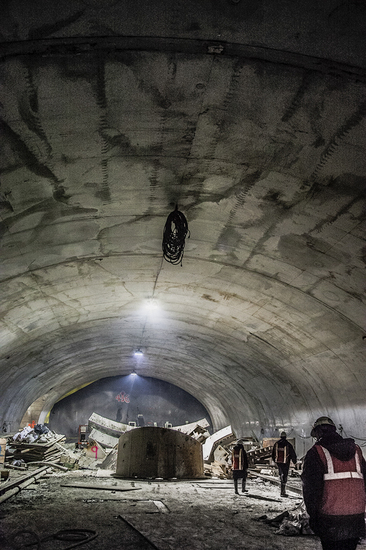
[231, 439, 249, 494]
[301, 416, 366, 550]
[271, 431, 297, 497]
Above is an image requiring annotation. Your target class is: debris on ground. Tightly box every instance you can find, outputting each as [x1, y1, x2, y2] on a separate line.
[88, 412, 131, 438]
[171, 419, 210, 442]
[0, 472, 319, 550]
[89, 427, 119, 449]
[204, 461, 228, 479]
[202, 430, 302, 493]
[5, 425, 66, 465]
[253, 502, 314, 536]
[99, 445, 118, 470]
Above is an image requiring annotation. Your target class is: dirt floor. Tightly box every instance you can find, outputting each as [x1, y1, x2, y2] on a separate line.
[1, 467, 366, 550]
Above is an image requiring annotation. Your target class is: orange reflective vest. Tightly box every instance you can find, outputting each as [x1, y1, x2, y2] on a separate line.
[274, 442, 288, 463]
[232, 447, 245, 470]
[316, 445, 366, 516]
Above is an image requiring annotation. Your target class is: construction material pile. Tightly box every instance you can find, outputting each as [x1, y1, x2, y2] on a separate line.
[203, 431, 273, 479]
[6, 425, 66, 464]
[253, 502, 313, 536]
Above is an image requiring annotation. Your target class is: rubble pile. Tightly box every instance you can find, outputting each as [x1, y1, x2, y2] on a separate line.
[247, 445, 274, 465]
[254, 502, 313, 537]
[2, 417, 297, 483]
[6, 425, 66, 465]
[172, 419, 210, 442]
[202, 434, 277, 479]
[203, 443, 230, 478]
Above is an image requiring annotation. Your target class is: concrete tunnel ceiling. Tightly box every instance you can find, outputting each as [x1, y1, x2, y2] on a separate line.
[0, 0, 365, 441]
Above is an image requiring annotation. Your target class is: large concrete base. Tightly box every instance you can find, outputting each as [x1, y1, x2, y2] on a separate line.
[116, 426, 204, 479]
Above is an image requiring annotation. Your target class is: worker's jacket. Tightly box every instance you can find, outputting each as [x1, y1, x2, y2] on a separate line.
[316, 445, 366, 516]
[302, 432, 366, 541]
[232, 444, 248, 471]
[272, 439, 296, 464]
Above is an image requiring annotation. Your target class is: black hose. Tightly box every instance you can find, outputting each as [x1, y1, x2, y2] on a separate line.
[162, 206, 189, 266]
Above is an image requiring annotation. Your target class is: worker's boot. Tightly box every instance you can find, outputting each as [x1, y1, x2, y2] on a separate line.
[242, 480, 247, 493]
[234, 480, 239, 494]
[280, 483, 288, 497]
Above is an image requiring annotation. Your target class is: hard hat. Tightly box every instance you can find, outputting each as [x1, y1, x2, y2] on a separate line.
[311, 416, 336, 437]
[280, 431, 286, 437]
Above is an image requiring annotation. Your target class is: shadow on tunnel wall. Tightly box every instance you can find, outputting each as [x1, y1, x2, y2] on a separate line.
[48, 375, 212, 441]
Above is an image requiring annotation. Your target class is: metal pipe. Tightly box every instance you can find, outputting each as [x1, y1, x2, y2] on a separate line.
[0, 466, 51, 504]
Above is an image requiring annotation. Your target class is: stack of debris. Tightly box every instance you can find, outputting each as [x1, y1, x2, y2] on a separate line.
[253, 502, 314, 536]
[6, 425, 66, 465]
[202, 432, 302, 483]
[172, 419, 210, 442]
[204, 443, 231, 478]
[88, 412, 128, 447]
[247, 445, 274, 465]
[87, 413, 131, 470]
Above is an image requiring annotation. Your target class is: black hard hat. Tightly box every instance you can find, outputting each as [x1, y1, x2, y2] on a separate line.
[280, 431, 287, 438]
[311, 416, 336, 437]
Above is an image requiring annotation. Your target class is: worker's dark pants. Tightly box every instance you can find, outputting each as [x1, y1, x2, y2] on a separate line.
[276, 462, 290, 484]
[233, 470, 247, 493]
[320, 538, 359, 550]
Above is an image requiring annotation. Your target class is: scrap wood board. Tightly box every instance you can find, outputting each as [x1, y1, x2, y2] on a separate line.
[61, 482, 141, 492]
[0, 439, 6, 466]
[10, 435, 65, 463]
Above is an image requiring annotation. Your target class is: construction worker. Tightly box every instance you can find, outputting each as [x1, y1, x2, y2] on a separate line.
[231, 439, 249, 494]
[302, 416, 366, 550]
[271, 431, 297, 497]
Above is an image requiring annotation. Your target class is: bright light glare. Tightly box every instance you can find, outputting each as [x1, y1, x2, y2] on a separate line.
[146, 298, 159, 311]
[130, 371, 137, 376]
[134, 349, 143, 357]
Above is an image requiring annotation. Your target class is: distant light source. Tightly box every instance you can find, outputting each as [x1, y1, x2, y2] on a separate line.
[146, 298, 159, 311]
[134, 349, 143, 357]
[130, 371, 137, 376]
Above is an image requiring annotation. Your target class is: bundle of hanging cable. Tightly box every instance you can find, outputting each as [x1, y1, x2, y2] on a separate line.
[162, 206, 189, 265]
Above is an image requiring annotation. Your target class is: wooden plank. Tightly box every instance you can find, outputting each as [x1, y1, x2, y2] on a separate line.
[27, 461, 68, 471]
[248, 470, 303, 495]
[4, 464, 27, 471]
[0, 439, 6, 467]
[11, 435, 65, 449]
[61, 482, 141, 492]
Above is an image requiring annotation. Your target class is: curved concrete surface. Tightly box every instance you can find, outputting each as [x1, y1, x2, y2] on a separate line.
[0, 1, 365, 453]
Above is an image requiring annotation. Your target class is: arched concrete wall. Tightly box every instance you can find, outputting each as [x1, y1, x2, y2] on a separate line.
[0, 1, 365, 452]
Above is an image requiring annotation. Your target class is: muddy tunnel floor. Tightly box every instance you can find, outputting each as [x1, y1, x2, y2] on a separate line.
[1, 469, 366, 550]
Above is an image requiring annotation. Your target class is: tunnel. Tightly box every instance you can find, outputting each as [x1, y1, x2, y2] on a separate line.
[1, 0, 365, 453]
[0, 1, 365, 547]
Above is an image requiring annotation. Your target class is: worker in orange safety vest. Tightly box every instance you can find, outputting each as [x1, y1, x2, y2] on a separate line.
[231, 439, 249, 495]
[301, 416, 366, 550]
[271, 431, 297, 497]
